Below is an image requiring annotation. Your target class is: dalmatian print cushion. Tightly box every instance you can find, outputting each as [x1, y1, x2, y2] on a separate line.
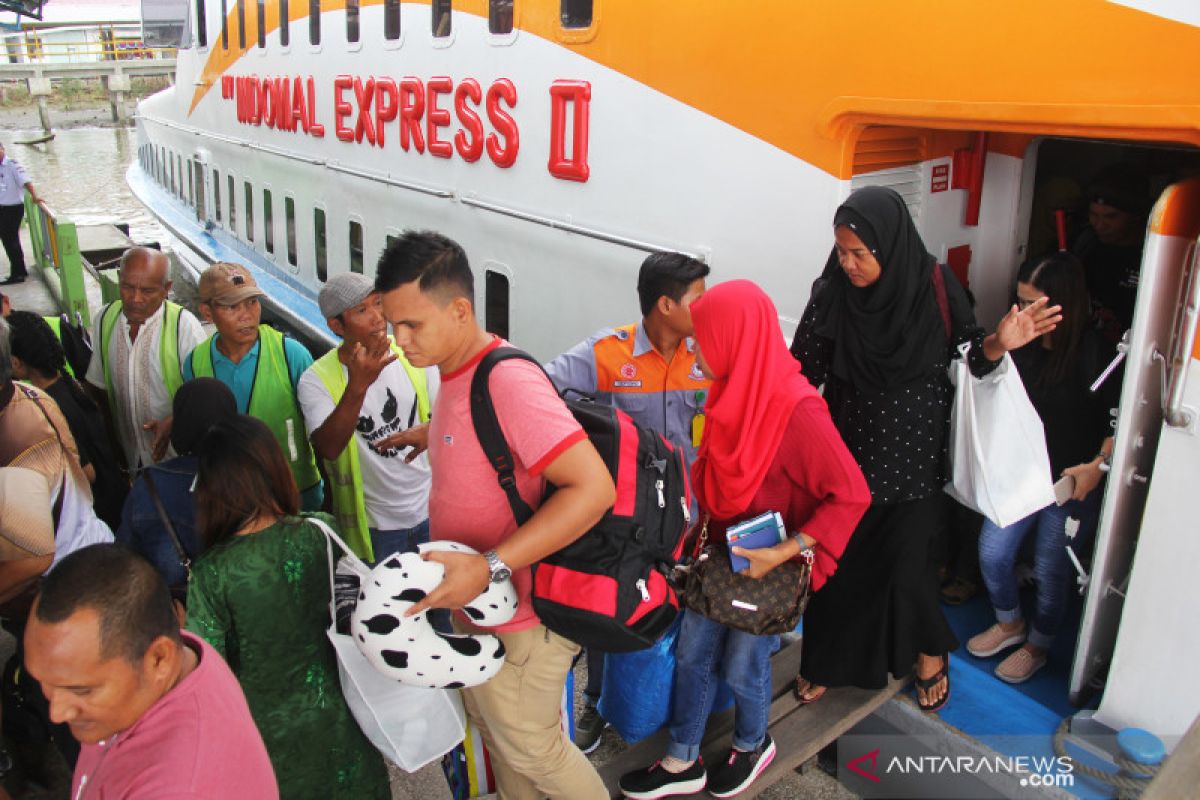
[351, 542, 519, 689]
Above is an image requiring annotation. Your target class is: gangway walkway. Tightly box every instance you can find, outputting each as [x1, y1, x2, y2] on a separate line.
[594, 639, 906, 799]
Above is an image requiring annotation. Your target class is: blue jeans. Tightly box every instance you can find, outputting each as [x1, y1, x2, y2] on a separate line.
[978, 495, 1097, 649]
[369, 519, 431, 563]
[666, 610, 778, 762]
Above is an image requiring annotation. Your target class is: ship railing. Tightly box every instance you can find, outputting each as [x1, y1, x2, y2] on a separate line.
[24, 190, 91, 329]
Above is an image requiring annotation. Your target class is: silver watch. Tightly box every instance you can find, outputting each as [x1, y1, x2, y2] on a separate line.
[483, 550, 512, 583]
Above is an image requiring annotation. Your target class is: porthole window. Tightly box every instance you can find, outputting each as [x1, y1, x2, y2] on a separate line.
[279, 0, 290, 46]
[244, 181, 254, 242]
[314, 207, 327, 281]
[346, 0, 360, 42]
[309, 0, 320, 44]
[489, 0, 513, 34]
[384, 0, 400, 39]
[561, 0, 591, 28]
[432, 0, 451, 37]
[285, 197, 297, 266]
[263, 189, 274, 253]
[349, 220, 364, 273]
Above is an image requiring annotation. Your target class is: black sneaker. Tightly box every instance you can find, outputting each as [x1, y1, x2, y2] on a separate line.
[619, 758, 706, 800]
[574, 705, 607, 754]
[707, 734, 776, 798]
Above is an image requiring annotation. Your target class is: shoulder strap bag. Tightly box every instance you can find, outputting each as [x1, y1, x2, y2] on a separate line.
[141, 469, 192, 602]
[679, 515, 813, 636]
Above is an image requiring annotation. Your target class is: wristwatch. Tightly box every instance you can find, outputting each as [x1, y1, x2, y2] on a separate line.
[483, 550, 512, 584]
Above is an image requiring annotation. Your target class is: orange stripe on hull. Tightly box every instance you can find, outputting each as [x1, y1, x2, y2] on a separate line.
[191, 1, 1200, 175]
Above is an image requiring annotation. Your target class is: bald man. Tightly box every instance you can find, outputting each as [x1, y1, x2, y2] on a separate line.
[85, 248, 205, 470]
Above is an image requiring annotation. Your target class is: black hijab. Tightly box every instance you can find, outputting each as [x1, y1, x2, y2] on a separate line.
[170, 378, 238, 455]
[813, 186, 947, 390]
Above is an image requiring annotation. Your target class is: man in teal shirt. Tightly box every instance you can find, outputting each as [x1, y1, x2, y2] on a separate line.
[182, 262, 323, 511]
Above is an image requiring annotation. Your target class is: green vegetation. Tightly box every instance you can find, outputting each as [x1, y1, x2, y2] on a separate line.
[0, 75, 170, 109]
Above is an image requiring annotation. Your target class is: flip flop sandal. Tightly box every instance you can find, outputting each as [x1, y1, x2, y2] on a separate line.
[792, 676, 827, 705]
[915, 656, 951, 713]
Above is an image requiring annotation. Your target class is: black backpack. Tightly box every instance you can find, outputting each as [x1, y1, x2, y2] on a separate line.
[470, 346, 692, 652]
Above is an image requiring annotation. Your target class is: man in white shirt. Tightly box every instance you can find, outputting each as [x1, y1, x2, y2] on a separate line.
[85, 248, 206, 471]
[0, 141, 44, 285]
[297, 273, 438, 563]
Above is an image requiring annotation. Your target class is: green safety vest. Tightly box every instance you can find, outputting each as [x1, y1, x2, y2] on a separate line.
[311, 337, 430, 561]
[190, 324, 322, 495]
[98, 300, 185, 399]
[42, 316, 74, 378]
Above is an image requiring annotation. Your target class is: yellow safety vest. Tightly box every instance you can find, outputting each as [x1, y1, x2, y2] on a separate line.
[190, 325, 322, 494]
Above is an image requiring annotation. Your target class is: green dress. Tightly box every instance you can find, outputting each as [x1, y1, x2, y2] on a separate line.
[186, 513, 390, 800]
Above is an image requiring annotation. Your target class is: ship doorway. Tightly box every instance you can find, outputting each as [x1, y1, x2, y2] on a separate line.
[1018, 138, 1200, 706]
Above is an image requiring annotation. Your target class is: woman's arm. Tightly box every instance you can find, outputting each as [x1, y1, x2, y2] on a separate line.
[733, 399, 870, 585]
[789, 283, 832, 388]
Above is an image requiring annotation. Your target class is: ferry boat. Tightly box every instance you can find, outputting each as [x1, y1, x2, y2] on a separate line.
[127, 1, 1200, 794]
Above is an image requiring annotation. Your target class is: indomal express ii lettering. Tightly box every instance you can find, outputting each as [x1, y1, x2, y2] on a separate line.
[218, 73, 592, 182]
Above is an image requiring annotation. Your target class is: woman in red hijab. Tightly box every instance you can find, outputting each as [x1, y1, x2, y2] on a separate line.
[619, 280, 869, 800]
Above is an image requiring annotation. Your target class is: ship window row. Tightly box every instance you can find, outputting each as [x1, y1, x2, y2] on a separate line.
[141, 144, 385, 284]
[190, 0, 592, 49]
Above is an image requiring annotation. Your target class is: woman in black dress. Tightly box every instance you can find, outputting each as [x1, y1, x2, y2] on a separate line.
[6, 310, 127, 530]
[789, 186, 1061, 710]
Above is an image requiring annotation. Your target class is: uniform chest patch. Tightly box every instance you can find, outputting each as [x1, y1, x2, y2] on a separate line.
[619, 362, 637, 379]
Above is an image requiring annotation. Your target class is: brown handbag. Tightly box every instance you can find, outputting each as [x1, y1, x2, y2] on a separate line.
[679, 515, 813, 636]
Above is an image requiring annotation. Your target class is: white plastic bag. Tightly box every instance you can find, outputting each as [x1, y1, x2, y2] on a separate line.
[311, 517, 466, 772]
[944, 343, 1056, 528]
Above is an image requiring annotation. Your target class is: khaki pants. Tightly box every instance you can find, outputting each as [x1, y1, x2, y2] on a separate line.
[457, 622, 607, 800]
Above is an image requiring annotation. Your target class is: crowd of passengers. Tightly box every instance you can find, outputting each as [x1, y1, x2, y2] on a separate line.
[0, 174, 1141, 799]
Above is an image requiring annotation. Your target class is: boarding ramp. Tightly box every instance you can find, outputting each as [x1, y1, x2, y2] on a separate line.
[13, 192, 143, 321]
[595, 638, 906, 798]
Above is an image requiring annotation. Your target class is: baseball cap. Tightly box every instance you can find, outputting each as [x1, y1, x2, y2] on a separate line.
[318, 273, 376, 319]
[198, 262, 266, 306]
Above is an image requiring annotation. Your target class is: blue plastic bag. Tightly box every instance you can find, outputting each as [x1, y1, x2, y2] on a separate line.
[598, 615, 682, 743]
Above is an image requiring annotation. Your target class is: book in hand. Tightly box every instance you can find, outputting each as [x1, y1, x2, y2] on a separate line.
[726, 511, 787, 573]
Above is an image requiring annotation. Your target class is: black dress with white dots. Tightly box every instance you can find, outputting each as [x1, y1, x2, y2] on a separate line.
[791, 265, 999, 506]
[790, 265, 1000, 689]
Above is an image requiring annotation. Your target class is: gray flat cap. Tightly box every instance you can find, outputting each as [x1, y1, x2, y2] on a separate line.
[319, 273, 376, 319]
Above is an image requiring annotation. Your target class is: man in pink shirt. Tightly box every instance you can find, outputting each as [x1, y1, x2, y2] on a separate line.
[23, 544, 278, 799]
[376, 230, 615, 800]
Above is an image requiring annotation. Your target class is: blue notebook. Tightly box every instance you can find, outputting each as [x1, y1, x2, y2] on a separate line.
[725, 511, 787, 573]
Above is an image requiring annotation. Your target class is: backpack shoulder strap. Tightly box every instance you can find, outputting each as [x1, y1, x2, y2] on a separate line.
[469, 346, 547, 527]
[930, 264, 952, 343]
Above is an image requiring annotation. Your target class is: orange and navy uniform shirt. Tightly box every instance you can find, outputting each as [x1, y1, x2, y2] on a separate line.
[544, 321, 711, 469]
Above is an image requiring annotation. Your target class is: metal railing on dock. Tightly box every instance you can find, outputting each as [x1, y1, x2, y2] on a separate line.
[24, 191, 91, 328]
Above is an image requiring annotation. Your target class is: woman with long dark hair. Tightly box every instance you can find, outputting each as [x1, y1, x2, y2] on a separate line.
[6, 310, 126, 529]
[186, 415, 389, 799]
[620, 281, 870, 799]
[790, 186, 1061, 711]
[966, 253, 1116, 683]
[116, 377, 237, 599]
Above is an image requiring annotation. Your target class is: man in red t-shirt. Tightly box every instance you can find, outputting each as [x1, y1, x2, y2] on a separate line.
[23, 545, 278, 799]
[377, 230, 614, 800]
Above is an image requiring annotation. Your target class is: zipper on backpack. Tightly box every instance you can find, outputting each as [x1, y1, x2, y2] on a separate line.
[680, 495, 691, 525]
[635, 578, 651, 602]
[655, 479, 665, 509]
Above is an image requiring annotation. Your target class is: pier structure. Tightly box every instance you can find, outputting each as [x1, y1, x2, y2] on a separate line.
[0, 56, 176, 130]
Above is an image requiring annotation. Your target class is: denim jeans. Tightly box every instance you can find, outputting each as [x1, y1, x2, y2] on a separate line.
[977, 494, 1098, 649]
[666, 610, 778, 762]
[369, 519, 431, 563]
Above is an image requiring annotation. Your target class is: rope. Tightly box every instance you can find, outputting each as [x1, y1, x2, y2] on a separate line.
[1052, 718, 1161, 798]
